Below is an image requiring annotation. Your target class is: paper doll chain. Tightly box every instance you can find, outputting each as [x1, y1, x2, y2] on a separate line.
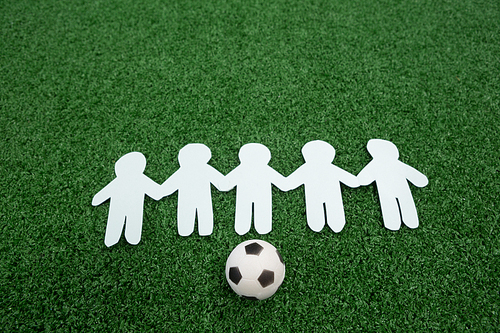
[92, 140, 428, 246]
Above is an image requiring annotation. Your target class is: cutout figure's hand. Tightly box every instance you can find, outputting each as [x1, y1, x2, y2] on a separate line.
[91, 193, 105, 206]
[404, 165, 429, 188]
[216, 177, 235, 191]
[271, 173, 290, 192]
[218, 169, 238, 192]
[144, 178, 164, 201]
[92, 182, 115, 206]
[343, 176, 360, 188]
[161, 171, 181, 197]
[161, 182, 177, 197]
[284, 165, 306, 192]
[357, 168, 375, 186]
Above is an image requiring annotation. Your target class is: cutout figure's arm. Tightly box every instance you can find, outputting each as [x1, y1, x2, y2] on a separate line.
[161, 170, 182, 196]
[284, 165, 306, 191]
[336, 166, 360, 188]
[401, 163, 429, 188]
[218, 168, 239, 191]
[269, 168, 289, 192]
[143, 176, 164, 200]
[357, 163, 376, 186]
[207, 166, 227, 191]
[92, 180, 117, 206]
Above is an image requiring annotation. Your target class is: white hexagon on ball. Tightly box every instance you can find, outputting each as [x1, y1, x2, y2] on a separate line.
[225, 239, 285, 300]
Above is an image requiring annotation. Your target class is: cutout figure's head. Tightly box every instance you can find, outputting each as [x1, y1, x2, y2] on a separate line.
[178, 143, 212, 167]
[115, 152, 146, 177]
[366, 139, 399, 159]
[238, 143, 271, 165]
[301, 140, 335, 163]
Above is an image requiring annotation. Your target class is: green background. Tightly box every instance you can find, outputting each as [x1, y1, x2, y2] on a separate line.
[1, 0, 499, 331]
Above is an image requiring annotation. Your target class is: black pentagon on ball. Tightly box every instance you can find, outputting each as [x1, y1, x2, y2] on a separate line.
[258, 269, 274, 288]
[229, 267, 242, 285]
[276, 249, 284, 264]
[242, 295, 259, 300]
[245, 242, 264, 255]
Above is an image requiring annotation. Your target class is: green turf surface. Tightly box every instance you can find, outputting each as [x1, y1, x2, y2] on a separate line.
[1, 0, 499, 331]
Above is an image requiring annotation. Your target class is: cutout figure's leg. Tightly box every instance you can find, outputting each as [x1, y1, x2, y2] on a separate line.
[124, 209, 143, 245]
[178, 203, 196, 236]
[235, 199, 252, 235]
[254, 199, 272, 234]
[379, 194, 401, 231]
[197, 203, 214, 236]
[326, 199, 346, 233]
[305, 200, 325, 232]
[104, 206, 125, 247]
[398, 194, 419, 229]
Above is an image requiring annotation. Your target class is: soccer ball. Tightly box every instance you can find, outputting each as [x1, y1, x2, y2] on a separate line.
[225, 239, 285, 300]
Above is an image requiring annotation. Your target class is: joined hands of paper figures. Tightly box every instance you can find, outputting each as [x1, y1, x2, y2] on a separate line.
[92, 140, 428, 246]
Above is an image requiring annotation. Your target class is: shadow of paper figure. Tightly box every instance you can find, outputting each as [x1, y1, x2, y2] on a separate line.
[92, 152, 163, 247]
[221, 143, 288, 235]
[357, 139, 428, 230]
[286, 140, 359, 232]
[162, 144, 225, 236]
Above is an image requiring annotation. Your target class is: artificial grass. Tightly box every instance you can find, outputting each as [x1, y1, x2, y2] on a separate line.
[1, 0, 499, 331]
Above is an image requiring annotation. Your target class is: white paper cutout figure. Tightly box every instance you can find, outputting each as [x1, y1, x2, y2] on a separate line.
[161, 144, 225, 236]
[92, 152, 163, 247]
[286, 140, 359, 232]
[357, 139, 428, 230]
[221, 143, 288, 235]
